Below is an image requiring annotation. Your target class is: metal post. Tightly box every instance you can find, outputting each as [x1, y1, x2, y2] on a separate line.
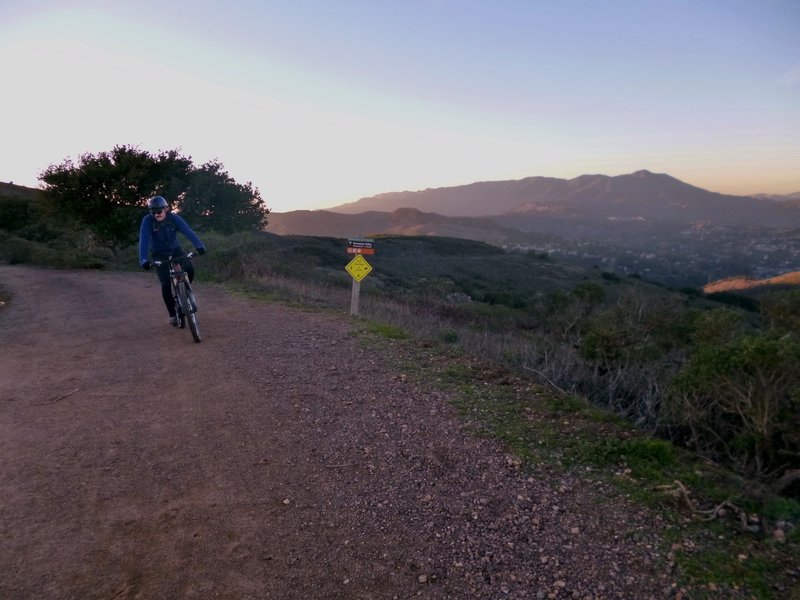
[350, 279, 360, 316]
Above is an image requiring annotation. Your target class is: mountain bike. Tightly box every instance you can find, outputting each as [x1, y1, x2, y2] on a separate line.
[153, 252, 201, 343]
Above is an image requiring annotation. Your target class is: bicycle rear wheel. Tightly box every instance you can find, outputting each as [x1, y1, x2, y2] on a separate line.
[179, 282, 201, 343]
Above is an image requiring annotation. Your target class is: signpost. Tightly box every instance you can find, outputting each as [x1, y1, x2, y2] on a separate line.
[345, 239, 374, 315]
[347, 238, 375, 255]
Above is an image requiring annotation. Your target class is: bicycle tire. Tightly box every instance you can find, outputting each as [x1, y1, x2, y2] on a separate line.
[180, 282, 201, 343]
[172, 282, 185, 328]
[176, 283, 190, 331]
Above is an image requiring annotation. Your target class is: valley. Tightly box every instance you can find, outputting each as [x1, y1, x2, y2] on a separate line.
[505, 220, 800, 288]
[269, 171, 800, 290]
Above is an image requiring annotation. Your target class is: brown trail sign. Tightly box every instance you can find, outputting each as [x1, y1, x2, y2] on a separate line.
[345, 240, 375, 315]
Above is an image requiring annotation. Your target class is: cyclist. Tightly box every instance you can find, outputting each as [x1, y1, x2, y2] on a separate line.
[138, 196, 206, 326]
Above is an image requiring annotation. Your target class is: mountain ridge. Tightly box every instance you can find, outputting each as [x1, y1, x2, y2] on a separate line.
[324, 170, 797, 225]
[267, 170, 800, 288]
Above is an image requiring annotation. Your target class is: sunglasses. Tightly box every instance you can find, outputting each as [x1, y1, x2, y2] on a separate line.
[151, 208, 166, 214]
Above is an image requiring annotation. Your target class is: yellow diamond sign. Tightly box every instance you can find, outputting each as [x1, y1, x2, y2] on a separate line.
[345, 254, 373, 282]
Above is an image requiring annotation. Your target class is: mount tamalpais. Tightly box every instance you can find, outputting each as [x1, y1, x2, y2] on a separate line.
[269, 170, 800, 235]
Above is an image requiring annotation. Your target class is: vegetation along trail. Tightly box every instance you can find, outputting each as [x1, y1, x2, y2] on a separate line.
[1, 265, 702, 598]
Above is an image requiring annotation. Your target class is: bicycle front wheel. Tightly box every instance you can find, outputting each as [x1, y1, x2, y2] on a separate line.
[176, 283, 191, 332]
[179, 282, 201, 343]
[172, 284, 185, 328]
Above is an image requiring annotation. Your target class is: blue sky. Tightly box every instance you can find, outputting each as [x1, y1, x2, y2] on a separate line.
[1, 0, 798, 212]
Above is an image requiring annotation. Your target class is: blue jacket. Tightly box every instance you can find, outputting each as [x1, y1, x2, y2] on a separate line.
[138, 212, 205, 266]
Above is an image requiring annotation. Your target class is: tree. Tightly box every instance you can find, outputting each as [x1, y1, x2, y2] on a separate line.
[176, 160, 269, 234]
[39, 146, 269, 252]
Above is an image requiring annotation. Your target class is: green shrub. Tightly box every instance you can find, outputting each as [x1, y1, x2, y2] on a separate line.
[601, 271, 621, 282]
[666, 332, 800, 481]
[0, 232, 103, 268]
[760, 289, 800, 335]
[0, 195, 39, 232]
[439, 328, 459, 344]
[581, 437, 676, 480]
[706, 291, 760, 312]
[365, 322, 408, 340]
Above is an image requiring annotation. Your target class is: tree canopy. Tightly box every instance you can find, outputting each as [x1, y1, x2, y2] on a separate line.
[39, 145, 269, 252]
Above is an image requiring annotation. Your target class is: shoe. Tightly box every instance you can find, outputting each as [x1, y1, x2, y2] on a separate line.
[169, 316, 178, 327]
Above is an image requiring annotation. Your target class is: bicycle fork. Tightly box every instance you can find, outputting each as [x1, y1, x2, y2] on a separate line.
[185, 281, 198, 313]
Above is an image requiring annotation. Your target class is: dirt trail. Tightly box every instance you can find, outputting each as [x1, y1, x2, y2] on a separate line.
[0, 265, 673, 599]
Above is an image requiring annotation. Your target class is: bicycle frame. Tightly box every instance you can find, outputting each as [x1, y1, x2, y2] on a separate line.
[153, 252, 201, 342]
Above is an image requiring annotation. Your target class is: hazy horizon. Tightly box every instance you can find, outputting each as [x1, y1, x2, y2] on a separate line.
[2, 1, 798, 212]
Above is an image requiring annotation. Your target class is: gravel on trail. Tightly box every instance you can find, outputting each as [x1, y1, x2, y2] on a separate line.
[0, 265, 680, 599]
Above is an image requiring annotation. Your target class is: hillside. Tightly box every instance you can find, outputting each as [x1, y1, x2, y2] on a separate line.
[703, 270, 800, 294]
[266, 208, 546, 247]
[0, 181, 40, 199]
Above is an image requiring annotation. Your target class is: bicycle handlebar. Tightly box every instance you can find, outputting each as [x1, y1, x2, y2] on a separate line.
[152, 252, 195, 267]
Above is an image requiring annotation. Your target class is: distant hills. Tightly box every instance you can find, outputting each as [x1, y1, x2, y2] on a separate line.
[267, 170, 800, 289]
[265, 207, 542, 245]
[323, 170, 800, 227]
[269, 170, 800, 236]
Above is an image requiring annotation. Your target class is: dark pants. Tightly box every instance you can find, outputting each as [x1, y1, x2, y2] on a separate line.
[155, 255, 195, 317]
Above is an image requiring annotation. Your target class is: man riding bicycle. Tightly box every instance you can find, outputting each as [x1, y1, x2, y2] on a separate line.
[138, 196, 206, 326]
